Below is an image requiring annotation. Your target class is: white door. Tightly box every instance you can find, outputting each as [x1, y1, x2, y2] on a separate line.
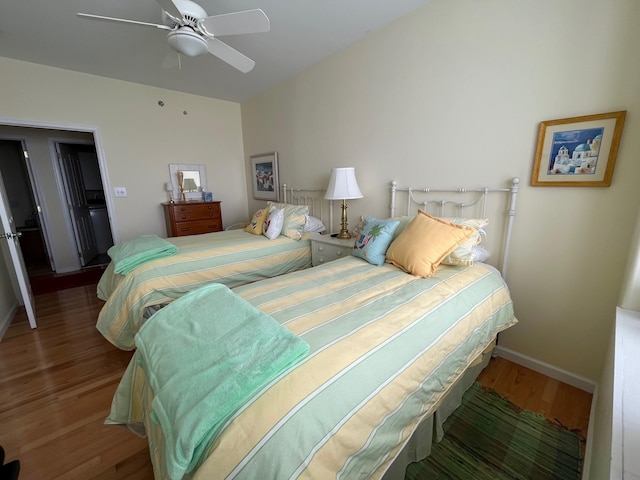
[0, 172, 36, 329]
[57, 143, 98, 267]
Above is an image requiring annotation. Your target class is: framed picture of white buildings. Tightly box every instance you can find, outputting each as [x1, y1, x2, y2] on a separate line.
[531, 111, 626, 186]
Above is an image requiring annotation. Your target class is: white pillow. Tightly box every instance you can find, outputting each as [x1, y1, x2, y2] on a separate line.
[304, 215, 326, 233]
[263, 207, 284, 240]
[471, 245, 491, 263]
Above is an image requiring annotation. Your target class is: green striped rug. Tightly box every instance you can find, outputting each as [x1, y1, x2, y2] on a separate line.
[405, 382, 583, 480]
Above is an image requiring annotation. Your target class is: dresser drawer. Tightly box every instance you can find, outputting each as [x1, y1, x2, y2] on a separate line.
[311, 237, 353, 266]
[170, 203, 221, 221]
[163, 201, 223, 237]
[174, 218, 223, 236]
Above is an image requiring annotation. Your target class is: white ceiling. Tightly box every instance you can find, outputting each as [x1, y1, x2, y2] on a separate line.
[0, 0, 430, 103]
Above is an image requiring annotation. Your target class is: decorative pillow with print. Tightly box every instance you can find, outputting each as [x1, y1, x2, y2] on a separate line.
[263, 207, 284, 240]
[350, 215, 365, 239]
[352, 216, 400, 266]
[245, 207, 269, 235]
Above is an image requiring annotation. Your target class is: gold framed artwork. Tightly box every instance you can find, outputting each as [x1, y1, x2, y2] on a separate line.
[531, 111, 626, 187]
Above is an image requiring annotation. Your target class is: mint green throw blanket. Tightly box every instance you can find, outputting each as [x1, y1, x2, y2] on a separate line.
[134, 283, 310, 480]
[108, 234, 177, 275]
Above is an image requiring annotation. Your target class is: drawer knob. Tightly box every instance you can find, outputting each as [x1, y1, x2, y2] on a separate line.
[318, 246, 324, 252]
[336, 250, 343, 256]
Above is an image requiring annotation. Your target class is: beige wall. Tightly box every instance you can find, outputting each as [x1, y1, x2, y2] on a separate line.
[0, 56, 249, 243]
[0, 56, 248, 331]
[241, 0, 640, 381]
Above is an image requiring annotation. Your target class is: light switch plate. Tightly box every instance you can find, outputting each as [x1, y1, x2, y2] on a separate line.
[114, 187, 127, 197]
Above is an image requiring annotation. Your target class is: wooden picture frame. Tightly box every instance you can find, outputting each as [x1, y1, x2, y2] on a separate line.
[531, 111, 626, 187]
[250, 152, 280, 201]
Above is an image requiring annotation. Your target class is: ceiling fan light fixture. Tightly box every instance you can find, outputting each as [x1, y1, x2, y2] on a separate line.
[167, 29, 208, 57]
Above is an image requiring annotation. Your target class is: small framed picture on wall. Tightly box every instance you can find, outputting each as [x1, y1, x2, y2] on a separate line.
[250, 152, 280, 201]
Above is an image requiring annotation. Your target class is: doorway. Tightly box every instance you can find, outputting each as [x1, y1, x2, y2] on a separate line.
[0, 130, 114, 293]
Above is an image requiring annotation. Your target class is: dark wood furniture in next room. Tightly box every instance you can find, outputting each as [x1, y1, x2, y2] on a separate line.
[162, 201, 222, 237]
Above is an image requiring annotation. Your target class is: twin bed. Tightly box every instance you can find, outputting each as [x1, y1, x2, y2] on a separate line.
[100, 178, 520, 479]
[96, 186, 328, 350]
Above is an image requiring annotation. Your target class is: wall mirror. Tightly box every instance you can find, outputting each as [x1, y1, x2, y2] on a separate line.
[169, 163, 207, 201]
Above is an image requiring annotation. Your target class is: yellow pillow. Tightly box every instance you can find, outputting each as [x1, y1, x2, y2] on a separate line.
[386, 211, 476, 277]
[245, 207, 269, 235]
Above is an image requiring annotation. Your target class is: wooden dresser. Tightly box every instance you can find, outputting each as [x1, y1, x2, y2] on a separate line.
[162, 201, 223, 237]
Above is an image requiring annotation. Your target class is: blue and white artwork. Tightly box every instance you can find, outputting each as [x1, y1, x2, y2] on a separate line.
[548, 127, 604, 175]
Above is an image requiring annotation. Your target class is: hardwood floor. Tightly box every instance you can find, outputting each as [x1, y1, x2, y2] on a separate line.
[477, 356, 592, 448]
[0, 285, 592, 479]
[0, 285, 154, 479]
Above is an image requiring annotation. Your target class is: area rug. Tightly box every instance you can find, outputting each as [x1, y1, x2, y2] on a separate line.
[405, 382, 583, 480]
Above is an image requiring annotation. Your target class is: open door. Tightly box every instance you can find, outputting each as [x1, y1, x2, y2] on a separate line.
[56, 143, 98, 267]
[0, 171, 36, 329]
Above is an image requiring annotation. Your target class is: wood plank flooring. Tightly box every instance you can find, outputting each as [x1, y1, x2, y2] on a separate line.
[477, 356, 592, 441]
[0, 284, 592, 479]
[0, 285, 154, 480]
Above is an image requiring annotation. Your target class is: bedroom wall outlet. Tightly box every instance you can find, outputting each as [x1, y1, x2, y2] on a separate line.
[114, 187, 127, 197]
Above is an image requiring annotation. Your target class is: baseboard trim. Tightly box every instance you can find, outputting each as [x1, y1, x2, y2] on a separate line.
[495, 345, 596, 393]
[0, 302, 19, 341]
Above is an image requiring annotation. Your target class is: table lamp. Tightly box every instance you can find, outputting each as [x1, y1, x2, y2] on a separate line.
[164, 181, 174, 203]
[324, 167, 363, 239]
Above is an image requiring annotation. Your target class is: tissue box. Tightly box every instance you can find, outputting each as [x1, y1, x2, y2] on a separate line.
[203, 192, 214, 202]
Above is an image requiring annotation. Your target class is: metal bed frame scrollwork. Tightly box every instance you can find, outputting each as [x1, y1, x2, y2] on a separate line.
[390, 177, 520, 280]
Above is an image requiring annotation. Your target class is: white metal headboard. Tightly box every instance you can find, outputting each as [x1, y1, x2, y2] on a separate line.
[281, 184, 329, 229]
[390, 177, 520, 279]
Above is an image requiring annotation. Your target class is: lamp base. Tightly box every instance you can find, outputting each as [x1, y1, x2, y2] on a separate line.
[336, 199, 352, 240]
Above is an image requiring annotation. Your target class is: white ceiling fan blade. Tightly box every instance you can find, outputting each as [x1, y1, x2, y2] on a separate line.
[155, 0, 184, 21]
[77, 13, 171, 30]
[206, 37, 255, 73]
[201, 9, 270, 37]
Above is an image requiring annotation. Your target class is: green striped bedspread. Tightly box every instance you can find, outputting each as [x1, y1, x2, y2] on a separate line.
[96, 230, 313, 350]
[107, 256, 517, 479]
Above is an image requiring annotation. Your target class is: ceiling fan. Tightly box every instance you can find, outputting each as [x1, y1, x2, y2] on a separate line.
[77, 0, 270, 73]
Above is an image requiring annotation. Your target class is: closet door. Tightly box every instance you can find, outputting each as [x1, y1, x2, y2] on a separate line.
[57, 143, 98, 266]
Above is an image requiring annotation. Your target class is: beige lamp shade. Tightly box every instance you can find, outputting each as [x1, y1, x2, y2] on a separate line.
[183, 178, 198, 192]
